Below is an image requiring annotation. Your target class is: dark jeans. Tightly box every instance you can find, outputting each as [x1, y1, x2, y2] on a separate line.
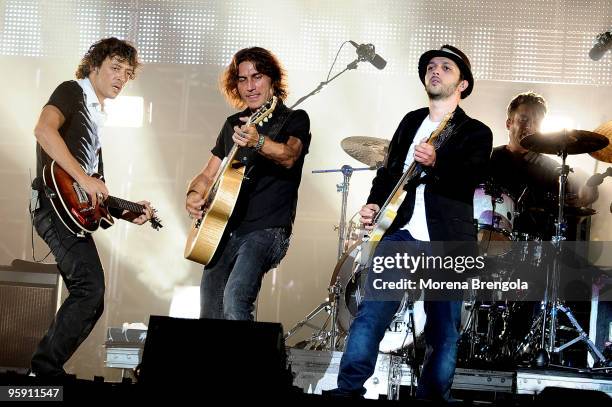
[336, 230, 463, 401]
[31, 199, 105, 377]
[200, 227, 290, 320]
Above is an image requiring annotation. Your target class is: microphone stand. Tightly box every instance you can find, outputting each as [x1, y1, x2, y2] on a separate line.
[290, 58, 361, 109]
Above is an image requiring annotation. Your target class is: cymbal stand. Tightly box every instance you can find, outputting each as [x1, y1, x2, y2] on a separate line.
[284, 164, 372, 350]
[533, 147, 607, 367]
[312, 165, 374, 259]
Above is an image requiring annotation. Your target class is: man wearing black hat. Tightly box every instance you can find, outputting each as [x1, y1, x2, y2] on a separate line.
[328, 45, 492, 400]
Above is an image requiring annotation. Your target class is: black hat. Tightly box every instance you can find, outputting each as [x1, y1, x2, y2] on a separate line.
[418, 45, 474, 99]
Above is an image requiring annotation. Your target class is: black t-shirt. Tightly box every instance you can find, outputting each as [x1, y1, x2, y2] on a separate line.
[211, 101, 311, 235]
[488, 145, 579, 239]
[36, 80, 102, 179]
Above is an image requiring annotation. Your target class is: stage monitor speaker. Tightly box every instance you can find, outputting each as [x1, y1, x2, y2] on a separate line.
[0, 260, 59, 370]
[139, 316, 292, 392]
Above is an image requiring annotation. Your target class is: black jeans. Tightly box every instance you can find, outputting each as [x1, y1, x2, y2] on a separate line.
[31, 198, 105, 377]
[200, 227, 290, 320]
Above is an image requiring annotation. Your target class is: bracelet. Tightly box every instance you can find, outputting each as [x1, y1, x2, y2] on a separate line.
[253, 135, 265, 152]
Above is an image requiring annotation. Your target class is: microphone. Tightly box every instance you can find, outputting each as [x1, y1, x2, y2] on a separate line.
[586, 167, 612, 187]
[349, 41, 387, 70]
[589, 31, 612, 61]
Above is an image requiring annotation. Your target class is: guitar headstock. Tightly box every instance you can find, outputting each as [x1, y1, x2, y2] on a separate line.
[247, 96, 277, 126]
[150, 209, 163, 231]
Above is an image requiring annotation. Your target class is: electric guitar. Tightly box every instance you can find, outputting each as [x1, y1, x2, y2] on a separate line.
[42, 160, 162, 236]
[184, 96, 277, 265]
[358, 112, 455, 263]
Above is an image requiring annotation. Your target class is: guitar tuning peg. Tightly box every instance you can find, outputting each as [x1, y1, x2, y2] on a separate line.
[258, 122, 263, 127]
[268, 113, 273, 119]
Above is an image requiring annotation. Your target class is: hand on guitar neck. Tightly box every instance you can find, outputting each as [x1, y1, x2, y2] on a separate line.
[119, 200, 155, 225]
[414, 137, 437, 167]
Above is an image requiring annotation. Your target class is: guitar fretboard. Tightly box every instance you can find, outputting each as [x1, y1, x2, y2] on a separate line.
[107, 196, 144, 214]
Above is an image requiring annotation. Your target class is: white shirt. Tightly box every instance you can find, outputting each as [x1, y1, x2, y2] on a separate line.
[400, 115, 440, 241]
[77, 78, 106, 171]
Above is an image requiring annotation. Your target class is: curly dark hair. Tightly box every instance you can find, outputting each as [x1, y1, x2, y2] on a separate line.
[220, 47, 288, 109]
[75, 37, 140, 80]
[507, 91, 547, 119]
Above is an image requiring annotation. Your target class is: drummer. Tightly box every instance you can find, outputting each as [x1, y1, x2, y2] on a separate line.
[488, 91, 598, 240]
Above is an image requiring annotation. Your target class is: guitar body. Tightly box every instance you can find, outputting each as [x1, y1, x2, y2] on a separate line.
[42, 161, 114, 235]
[184, 96, 278, 266]
[184, 161, 246, 265]
[42, 160, 162, 236]
[360, 191, 406, 262]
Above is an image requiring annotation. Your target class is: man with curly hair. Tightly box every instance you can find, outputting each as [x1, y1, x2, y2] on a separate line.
[30, 37, 153, 379]
[185, 47, 311, 320]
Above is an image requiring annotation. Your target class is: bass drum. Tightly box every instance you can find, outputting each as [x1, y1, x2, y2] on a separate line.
[330, 240, 425, 353]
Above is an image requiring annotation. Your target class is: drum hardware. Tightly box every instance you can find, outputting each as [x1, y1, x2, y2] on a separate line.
[473, 182, 515, 256]
[284, 278, 344, 350]
[313, 164, 377, 260]
[458, 299, 516, 367]
[519, 129, 610, 369]
[285, 161, 377, 350]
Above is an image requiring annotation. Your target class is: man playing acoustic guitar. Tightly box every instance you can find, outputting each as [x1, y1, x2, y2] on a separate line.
[185, 47, 311, 321]
[31, 37, 154, 379]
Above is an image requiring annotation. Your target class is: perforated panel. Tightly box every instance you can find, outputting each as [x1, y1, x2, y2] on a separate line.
[0, 284, 57, 369]
[1, 0, 611, 84]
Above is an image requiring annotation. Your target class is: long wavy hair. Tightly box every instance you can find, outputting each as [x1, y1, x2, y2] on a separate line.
[220, 47, 288, 109]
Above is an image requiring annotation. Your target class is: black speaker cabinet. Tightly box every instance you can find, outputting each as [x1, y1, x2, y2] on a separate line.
[140, 316, 291, 392]
[0, 260, 59, 370]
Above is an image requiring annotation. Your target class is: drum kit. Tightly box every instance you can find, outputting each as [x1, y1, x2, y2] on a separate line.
[286, 123, 612, 370]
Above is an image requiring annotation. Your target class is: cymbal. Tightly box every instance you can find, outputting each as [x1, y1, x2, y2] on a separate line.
[590, 121, 612, 163]
[520, 130, 609, 155]
[341, 136, 389, 167]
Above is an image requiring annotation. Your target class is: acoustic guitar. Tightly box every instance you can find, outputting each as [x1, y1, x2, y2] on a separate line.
[184, 96, 277, 265]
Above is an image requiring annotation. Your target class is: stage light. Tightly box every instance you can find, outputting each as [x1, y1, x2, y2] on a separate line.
[168, 285, 200, 318]
[541, 114, 576, 133]
[104, 96, 144, 128]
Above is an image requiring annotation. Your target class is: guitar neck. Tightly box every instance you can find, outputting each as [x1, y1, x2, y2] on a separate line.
[374, 112, 454, 223]
[106, 196, 143, 213]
